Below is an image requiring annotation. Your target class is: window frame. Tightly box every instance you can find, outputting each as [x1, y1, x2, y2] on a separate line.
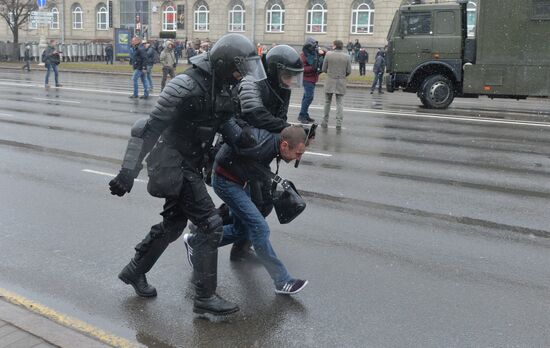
[50, 7, 59, 29]
[228, 3, 245, 32]
[97, 5, 109, 30]
[350, 1, 375, 34]
[306, 1, 327, 33]
[163, 5, 177, 31]
[194, 3, 209, 31]
[266, 1, 285, 33]
[72, 6, 83, 30]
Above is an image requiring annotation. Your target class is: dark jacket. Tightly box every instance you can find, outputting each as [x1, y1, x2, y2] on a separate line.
[357, 50, 368, 64]
[43, 45, 59, 65]
[146, 46, 156, 66]
[132, 43, 147, 70]
[24, 48, 31, 61]
[373, 55, 386, 74]
[353, 42, 361, 53]
[215, 119, 280, 182]
[105, 45, 113, 57]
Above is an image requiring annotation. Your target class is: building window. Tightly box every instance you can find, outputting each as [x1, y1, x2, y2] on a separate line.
[50, 7, 59, 29]
[72, 5, 83, 29]
[228, 2, 245, 32]
[467, 1, 477, 37]
[194, 2, 209, 31]
[97, 4, 108, 30]
[351, 0, 374, 34]
[266, 0, 285, 32]
[306, 0, 327, 33]
[163, 5, 177, 31]
[120, 0, 149, 32]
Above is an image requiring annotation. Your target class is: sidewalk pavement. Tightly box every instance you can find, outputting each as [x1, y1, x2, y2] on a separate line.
[0, 299, 112, 348]
[0, 62, 375, 89]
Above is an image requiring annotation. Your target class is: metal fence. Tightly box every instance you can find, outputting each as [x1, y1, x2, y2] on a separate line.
[0, 41, 112, 62]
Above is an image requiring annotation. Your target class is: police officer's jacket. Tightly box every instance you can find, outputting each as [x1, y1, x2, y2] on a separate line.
[214, 118, 280, 183]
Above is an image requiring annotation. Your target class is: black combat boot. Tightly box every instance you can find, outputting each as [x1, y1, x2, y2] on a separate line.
[230, 239, 256, 262]
[193, 294, 239, 316]
[118, 259, 157, 297]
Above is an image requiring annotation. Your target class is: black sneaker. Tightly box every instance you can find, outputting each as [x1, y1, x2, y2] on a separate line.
[305, 116, 315, 123]
[183, 233, 194, 268]
[297, 118, 312, 124]
[129, 95, 138, 98]
[139, 95, 149, 99]
[275, 279, 308, 295]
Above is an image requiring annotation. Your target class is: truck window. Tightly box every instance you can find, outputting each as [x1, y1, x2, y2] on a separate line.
[402, 12, 432, 36]
[435, 11, 455, 35]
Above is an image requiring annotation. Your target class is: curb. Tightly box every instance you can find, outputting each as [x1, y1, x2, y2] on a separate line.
[0, 64, 372, 89]
[0, 287, 143, 348]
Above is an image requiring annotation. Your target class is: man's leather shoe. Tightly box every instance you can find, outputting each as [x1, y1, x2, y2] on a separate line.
[118, 260, 157, 297]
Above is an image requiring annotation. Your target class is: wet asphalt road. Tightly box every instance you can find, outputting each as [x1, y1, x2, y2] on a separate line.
[1, 69, 550, 347]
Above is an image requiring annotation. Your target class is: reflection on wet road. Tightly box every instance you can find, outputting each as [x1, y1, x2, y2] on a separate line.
[1, 69, 550, 347]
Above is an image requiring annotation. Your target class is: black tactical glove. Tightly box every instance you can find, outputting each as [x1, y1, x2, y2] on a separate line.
[109, 168, 136, 196]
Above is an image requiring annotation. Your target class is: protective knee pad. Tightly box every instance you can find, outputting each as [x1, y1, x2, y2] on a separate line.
[196, 213, 223, 246]
[191, 213, 223, 297]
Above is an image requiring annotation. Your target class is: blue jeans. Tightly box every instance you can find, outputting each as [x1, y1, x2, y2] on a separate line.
[132, 69, 149, 97]
[212, 174, 292, 287]
[45, 63, 59, 85]
[146, 65, 153, 90]
[299, 81, 316, 120]
[371, 72, 384, 92]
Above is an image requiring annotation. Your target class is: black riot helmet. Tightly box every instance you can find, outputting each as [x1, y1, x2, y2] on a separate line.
[266, 45, 304, 90]
[209, 33, 266, 83]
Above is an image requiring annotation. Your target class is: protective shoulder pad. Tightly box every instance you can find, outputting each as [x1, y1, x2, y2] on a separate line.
[131, 117, 148, 137]
[238, 79, 263, 114]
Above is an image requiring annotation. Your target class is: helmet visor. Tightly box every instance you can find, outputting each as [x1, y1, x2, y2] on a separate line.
[278, 69, 303, 89]
[236, 55, 267, 82]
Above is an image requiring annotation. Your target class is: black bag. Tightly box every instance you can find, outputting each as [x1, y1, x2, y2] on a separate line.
[271, 177, 306, 224]
[146, 143, 184, 198]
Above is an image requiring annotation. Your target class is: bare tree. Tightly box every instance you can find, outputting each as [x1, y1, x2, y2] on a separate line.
[0, 0, 37, 44]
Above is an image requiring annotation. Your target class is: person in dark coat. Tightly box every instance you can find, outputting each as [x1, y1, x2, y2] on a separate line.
[357, 48, 369, 76]
[22, 45, 31, 71]
[129, 37, 149, 99]
[353, 39, 361, 63]
[371, 50, 386, 94]
[105, 44, 113, 64]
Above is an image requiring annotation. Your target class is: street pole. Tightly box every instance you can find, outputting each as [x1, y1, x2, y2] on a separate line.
[252, 0, 256, 44]
[61, 0, 65, 44]
[38, 0, 47, 65]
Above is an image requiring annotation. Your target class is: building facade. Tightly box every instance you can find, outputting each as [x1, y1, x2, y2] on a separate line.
[1, 0, 408, 52]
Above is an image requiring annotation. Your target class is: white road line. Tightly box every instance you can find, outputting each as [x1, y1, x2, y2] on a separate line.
[305, 151, 332, 157]
[0, 112, 13, 117]
[289, 103, 550, 128]
[33, 97, 81, 104]
[288, 121, 346, 130]
[82, 169, 147, 183]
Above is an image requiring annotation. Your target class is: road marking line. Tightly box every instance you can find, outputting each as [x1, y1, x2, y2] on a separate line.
[288, 121, 346, 130]
[33, 97, 81, 104]
[82, 169, 147, 183]
[289, 103, 550, 128]
[0, 112, 13, 117]
[0, 287, 139, 348]
[305, 151, 332, 157]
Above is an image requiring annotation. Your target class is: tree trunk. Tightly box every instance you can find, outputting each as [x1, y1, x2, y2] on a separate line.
[12, 27, 19, 44]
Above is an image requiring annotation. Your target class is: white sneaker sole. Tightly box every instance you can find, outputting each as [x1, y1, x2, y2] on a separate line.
[183, 234, 193, 268]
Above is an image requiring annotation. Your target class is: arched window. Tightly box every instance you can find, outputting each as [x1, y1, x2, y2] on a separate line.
[467, 1, 477, 37]
[50, 7, 59, 29]
[266, 0, 285, 33]
[350, 0, 374, 34]
[306, 0, 327, 33]
[97, 4, 108, 30]
[228, 2, 245, 32]
[194, 1, 209, 31]
[163, 5, 177, 31]
[72, 5, 83, 29]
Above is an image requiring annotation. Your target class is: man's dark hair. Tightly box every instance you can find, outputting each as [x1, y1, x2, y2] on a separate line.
[333, 40, 343, 50]
[281, 126, 307, 149]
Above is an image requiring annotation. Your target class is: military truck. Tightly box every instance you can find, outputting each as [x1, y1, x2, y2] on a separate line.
[385, 0, 550, 109]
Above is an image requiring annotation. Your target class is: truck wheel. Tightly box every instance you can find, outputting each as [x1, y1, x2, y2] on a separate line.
[386, 75, 395, 93]
[419, 75, 455, 109]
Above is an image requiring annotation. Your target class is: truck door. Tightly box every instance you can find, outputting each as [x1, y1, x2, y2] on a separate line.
[432, 10, 462, 61]
[391, 11, 433, 73]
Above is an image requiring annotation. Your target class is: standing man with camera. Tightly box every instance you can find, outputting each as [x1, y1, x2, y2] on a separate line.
[43, 40, 62, 87]
[298, 37, 323, 124]
[129, 37, 149, 99]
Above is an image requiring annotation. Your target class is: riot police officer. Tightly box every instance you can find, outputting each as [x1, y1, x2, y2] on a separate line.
[109, 33, 266, 316]
[229, 45, 305, 260]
